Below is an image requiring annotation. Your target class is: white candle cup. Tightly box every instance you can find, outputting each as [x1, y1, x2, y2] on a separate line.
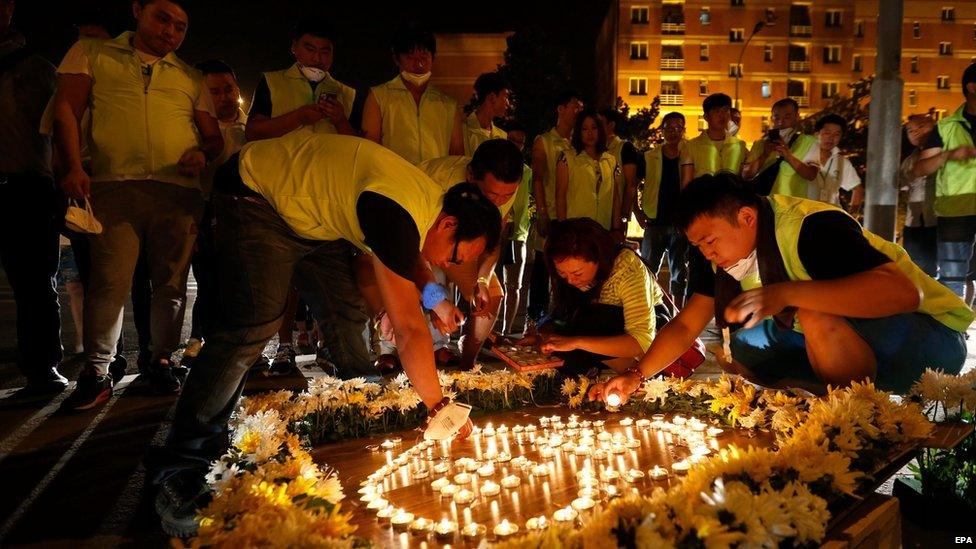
[376, 505, 396, 521]
[440, 484, 459, 498]
[553, 507, 579, 523]
[453, 472, 473, 485]
[493, 519, 519, 538]
[671, 460, 691, 473]
[525, 515, 550, 531]
[531, 464, 551, 477]
[391, 509, 414, 529]
[431, 477, 450, 490]
[480, 481, 501, 497]
[501, 475, 521, 489]
[649, 465, 670, 480]
[477, 463, 496, 477]
[619, 417, 634, 426]
[453, 488, 475, 505]
[433, 462, 451, 474]
[571, 496, 596, 511]
[707, 427, 725, 437]
[380, 439, 396, 450]
[366, 498, 388, 510]
[672, 415, 687, 426]
[409, 517, 433, 534]
[434, 518, 458, 538]
[461, 522, 486, 540]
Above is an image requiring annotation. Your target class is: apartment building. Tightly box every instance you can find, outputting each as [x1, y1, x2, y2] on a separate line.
[612, 0, 976, 143]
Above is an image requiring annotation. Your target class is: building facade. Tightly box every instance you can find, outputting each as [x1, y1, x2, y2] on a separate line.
[613, 0, 976, 144]
[431, 33, 512, 109]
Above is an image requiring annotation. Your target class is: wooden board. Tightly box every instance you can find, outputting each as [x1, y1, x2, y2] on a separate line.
[492, 345, 563, 372]
[821, 494, 900, 549]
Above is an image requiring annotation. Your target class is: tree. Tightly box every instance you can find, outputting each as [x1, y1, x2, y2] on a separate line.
[496, 26, 574, 139]
[609, 96, 661, 152]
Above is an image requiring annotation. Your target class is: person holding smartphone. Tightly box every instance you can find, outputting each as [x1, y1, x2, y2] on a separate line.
[741, 98, 818, 196]
[245, 16, 356, 140]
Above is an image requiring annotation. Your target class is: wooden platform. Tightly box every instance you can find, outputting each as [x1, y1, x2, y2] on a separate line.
[822, 494, 900, 549]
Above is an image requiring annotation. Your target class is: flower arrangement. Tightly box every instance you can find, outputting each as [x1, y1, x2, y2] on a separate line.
[902, 368, 976, 524]
[187, 369, 969, 548]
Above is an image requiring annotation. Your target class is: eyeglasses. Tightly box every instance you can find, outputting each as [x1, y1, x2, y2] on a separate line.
[448, 239, 462, 265]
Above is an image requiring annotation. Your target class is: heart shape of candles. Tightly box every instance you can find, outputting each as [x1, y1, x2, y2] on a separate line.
[359, 412, 729, 543]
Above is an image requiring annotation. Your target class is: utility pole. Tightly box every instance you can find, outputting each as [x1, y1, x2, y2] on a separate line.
[863, 0, 904, 240]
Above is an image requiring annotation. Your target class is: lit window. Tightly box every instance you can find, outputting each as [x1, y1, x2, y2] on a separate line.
[700, 8, 711, 25]
[825, 10, 842, 28]
[823, 45, 842, 64]
[764, 44, 773, 62]
[631, 7, 649, 24]
[937, 75, 950, 90]
[630, 42, 649, 59]
[821, 82, 839, 99]
[700, 43, 710, 60]
[939, 42, 953, 56]
[629, 77, 648, 96]
[913, 22, 921, 39]
[699, 79, 708, 95]
[908, 89, 918, 107]
[729, 63, 743, 77]
[761, 80, 772, 98]
[730, 28, 744, 42]
[942, 7, 955, 22]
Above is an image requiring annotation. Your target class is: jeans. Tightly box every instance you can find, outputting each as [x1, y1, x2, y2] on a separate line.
[84, 180, 201, 375]
[496, 240, 529, 334]
[936, 215, 976, 297]
[0, 174, 62, 382]
[902, 225, 937, 278]
[188, 200, 219, 341]
[159, 193, 371, 477]
[640, 224, 688, 305]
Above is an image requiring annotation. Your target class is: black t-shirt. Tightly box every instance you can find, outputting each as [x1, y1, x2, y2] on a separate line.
[356, 192, 421, 280]
[923, 110, 976, 150]
[687, 211, 892, 298]
[620, 141, 640, 167]
[649, 154, 681, 226]
[248, 75, 316, 118]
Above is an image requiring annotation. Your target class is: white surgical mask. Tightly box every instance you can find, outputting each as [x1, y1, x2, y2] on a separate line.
[299, 65, 326, 83]
[722, 249, 758, 281]
[779, 127, 795, 142]
[400, 70, 432, 87]
[727, 120, 739, 136]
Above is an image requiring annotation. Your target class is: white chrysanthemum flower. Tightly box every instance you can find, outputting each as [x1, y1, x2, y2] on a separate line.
[700, 477, 726, 506]
[641, 377, 672, 405]
[205, 458, 241, 494]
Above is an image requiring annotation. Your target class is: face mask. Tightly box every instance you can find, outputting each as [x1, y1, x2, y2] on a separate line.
[722, 249, 758, 281]
[299, 65, 326, 83]
[727, 120, 739, 136]
[779, 127, 795, 142]
[401, 70, 432, 87]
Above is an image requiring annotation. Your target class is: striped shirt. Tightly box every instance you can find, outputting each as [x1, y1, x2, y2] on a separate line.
[597, 250, 663, 354]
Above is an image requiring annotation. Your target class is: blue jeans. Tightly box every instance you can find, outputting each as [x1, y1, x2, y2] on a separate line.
[731, 314, 966, 394]
[936, 215, 976, 297]
[640, 225, 688, 304]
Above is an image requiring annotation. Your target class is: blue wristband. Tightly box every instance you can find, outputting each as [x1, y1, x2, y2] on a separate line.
[422, 283, 448, 310]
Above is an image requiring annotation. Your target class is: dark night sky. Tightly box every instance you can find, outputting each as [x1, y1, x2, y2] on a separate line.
[16, 0, 612, 107]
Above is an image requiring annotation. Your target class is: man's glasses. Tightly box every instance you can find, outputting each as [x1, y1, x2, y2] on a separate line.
[448, 239, 462, 265]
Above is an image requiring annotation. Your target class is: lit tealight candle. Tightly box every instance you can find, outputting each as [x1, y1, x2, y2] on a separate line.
[593, 420, 605, 428]
[512, 425, 525, 434]
[411, 467, 430, 479]
[391, 509, 414, 529]
[477, 463, 496, 477]
[431, 477, 450, 491]
[626, 469, 646, 481]
[495, 451, 512, 463]
[625, 439, 642, 449]
[603, 484, 620, 498]
[597, 431, 612, 442]
[553, 507, 579, 523]
[574, 445, 593, 456]
[433, 461, 450, 474]
[619, 417, 634, 426]
[453, 488, 475, 505]
[706, 427, 725, 437]
[649, 465, 670, 480]
[434, 518, 458, 538]
[494, 519, 519, 538]
[376, 505, 396, 521]
[465, 460, 481, 473]
[440, 484, 459, 498]
[539, 446, 556, 459]
[671, 460, 691, 473]
[531, 464, 550, 477]
[483, 423, 496, 437]
[525, 515, 549, 531]
[453, 472, 473, 485]
[605, 392, 622, 407]
[501, 475, 521, 489]
[692, 445, 711, 456]
[461, 522, 486, 539]
[380, 439, 396, 450]
[366, 497, 388, 510]
[409, 517, 433, 534]
[497, 424, 510, 435]
[571, 496, 596, 511]
[480, 480, 501, 497]
[600, 469, 621, 482]
[672, 415, 687, 426]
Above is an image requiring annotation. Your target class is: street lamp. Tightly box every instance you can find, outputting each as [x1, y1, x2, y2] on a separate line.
[733, 19, 771, 108]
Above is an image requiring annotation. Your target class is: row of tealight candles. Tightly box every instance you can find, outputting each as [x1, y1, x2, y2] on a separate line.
[358, 413, 726, 541]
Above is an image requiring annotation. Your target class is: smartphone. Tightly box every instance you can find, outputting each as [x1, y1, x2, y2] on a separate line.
[318, 91, 338, 103]
[766, 129, 781, 142]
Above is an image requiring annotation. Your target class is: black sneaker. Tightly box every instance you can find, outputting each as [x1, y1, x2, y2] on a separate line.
[6, 370, 69, 403]
[108, 355, 128, 384]
[249, 354, 271, 374]
[155, 471, 211, 538]
[148, 359, 182, 395]
[63, 371, 113, 411]
[269, 344, 297, 376]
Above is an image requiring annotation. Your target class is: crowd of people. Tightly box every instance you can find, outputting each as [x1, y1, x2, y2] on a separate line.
[2, 0, 975, 538]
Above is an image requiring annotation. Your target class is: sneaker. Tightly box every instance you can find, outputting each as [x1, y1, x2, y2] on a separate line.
[269, 344, 297, 376]
[155, 471, 211, 538]
[148, 359, 182, 395]
[374, 353, 401, 376]
[7, 369, 69, 402]
[63, 371, 113, 411]
[182, 338, 203, 367]
[250, 354, 271, 374]
[108, 355, 128, 385]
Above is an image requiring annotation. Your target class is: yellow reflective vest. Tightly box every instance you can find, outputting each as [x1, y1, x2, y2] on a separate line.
[239, 132, 443, 251]
[83, 32, 204, 188]
[262, 64, 355, 135]
[371, 76, 457, 164]
[563, 150, 618, 230]
[418, 155, 518, 220]
[934, 104, 976, 217]
[463, 111, 506, 156]
[683, 132, 747, 178]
